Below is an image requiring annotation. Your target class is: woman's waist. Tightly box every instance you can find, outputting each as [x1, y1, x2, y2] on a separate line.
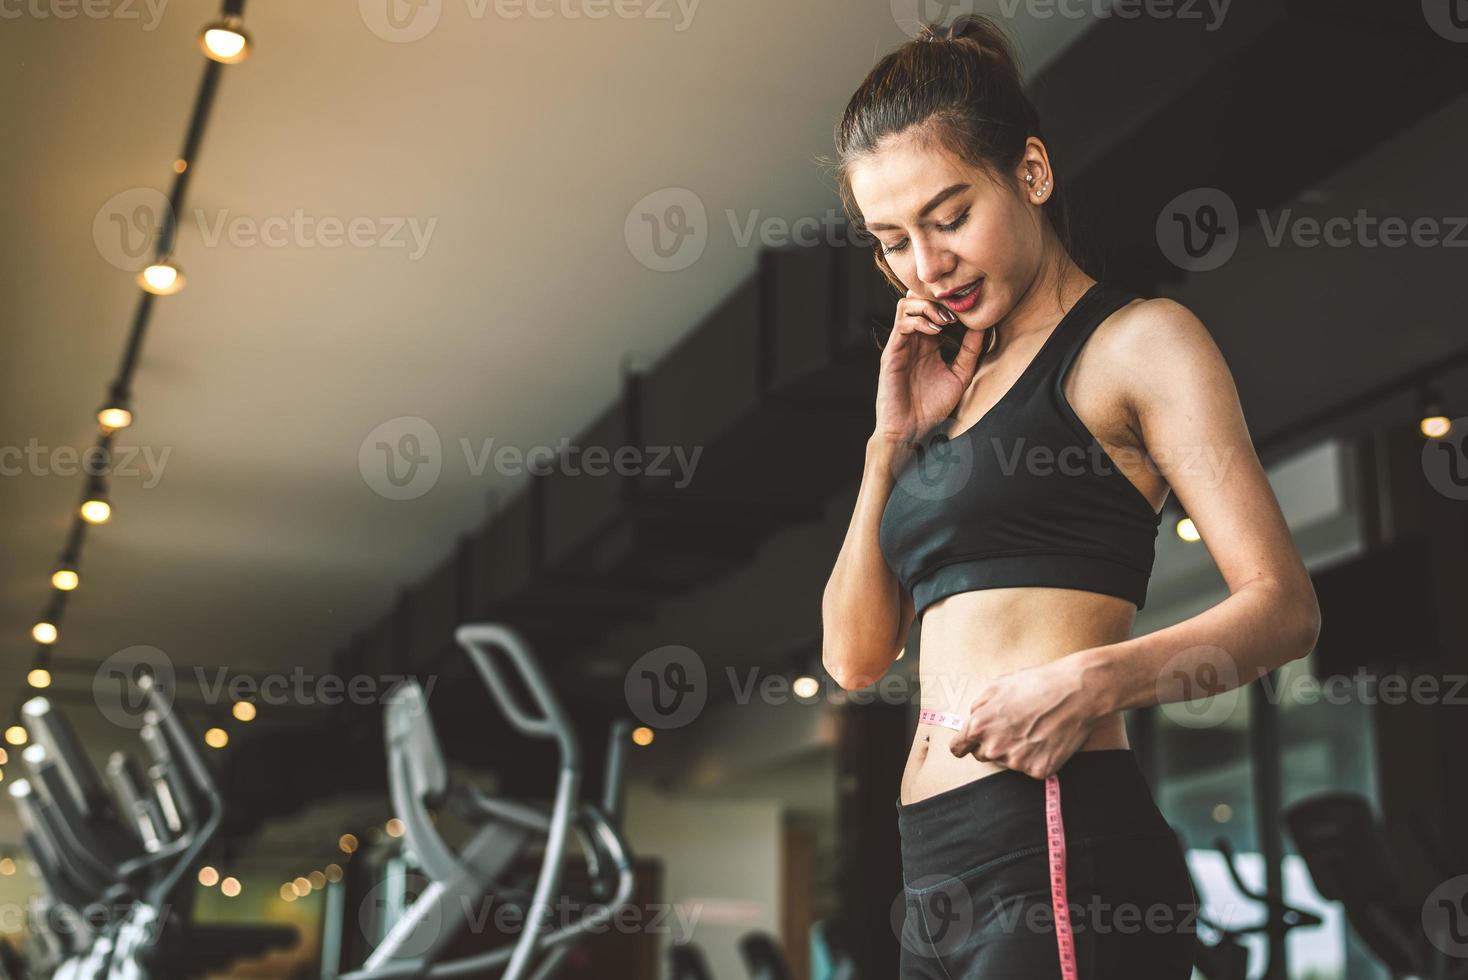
[895, 749, 1173, 878]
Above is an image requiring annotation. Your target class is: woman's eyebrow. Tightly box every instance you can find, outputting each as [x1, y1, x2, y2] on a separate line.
[864, 183, 970, 232]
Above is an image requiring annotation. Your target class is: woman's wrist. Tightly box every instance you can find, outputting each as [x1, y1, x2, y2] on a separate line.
[866, 432, 916, 471]
[1072, 644, 1128, 718]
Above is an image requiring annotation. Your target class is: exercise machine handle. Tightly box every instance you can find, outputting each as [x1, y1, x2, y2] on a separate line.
[454, 624, 580, 770]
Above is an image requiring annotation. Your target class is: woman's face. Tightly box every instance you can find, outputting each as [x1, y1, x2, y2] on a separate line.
[849, 135, 1041, 327]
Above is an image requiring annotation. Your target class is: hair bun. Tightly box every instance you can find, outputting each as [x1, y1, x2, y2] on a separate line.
[945, 14, 990, 44]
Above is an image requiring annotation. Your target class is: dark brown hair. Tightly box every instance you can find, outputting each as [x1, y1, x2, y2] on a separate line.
[827, 15, 1086, 353]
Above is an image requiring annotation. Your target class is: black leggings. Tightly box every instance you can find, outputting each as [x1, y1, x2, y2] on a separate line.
[895, 748, 1198, 979]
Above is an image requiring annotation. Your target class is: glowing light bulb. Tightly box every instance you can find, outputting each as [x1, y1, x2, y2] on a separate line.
[52, 568, 79, 591]
[81, 499, 111, 524]
[631, 726, 654, 746]
[231, 701, 256, 722]
[27, 669, 51, 689]
[198, 866, 220, 887]
[32, 622, 57, 644]
[199, 16, 251, 63]
[137, 263, 185, 295]
[4, 727, 28, 747]
[98, 407, 133, 431]
[1421, 414, 1452, 439]
[220, 877, 241, 897]
[204, 727, 229, 749]
[1176, 517, 1200, 542]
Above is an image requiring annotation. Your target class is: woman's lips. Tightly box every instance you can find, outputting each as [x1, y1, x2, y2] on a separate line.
[940, 279, 983, 314]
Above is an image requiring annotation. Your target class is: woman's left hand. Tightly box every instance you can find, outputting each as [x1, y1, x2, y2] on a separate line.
[948, 656, 1109, 779]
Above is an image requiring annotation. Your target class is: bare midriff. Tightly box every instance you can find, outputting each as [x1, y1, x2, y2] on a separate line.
[899, 585, 1137, 806]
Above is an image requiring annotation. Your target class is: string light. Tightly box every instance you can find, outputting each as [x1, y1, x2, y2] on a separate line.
[6, 0, 257, 751]
[79, 488, 111, 525]
[384, 818, 404, 839]
[279, 883, 296, 903]
[204, 727, 229, 749]
[137, 261, 186, 296]
[1175, 516, 1201, 542]
[200, 14, 252, 64]
[338, 834, 358, 855]
[1419, 387, 1452, 439]
[220, 876, 242, 897]
[198, 866, 220, 887]
[231, 701, 256, 722]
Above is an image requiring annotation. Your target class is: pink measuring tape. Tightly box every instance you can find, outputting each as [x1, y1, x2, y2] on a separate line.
[919, 708, 1078, 980]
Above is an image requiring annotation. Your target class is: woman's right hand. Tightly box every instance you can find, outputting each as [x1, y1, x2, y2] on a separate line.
[873, 289, 987, 446]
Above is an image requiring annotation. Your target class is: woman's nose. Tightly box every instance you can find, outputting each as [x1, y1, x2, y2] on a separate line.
[912, 241, 955, 288]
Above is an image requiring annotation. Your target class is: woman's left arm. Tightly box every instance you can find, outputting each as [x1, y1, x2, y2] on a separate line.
[1076, 297, 1322, 715]
[951, 298, 1322, 775]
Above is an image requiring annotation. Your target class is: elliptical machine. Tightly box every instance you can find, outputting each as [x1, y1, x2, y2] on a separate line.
[1177, 829, 1322, 980]
[11, 671, 294, 979]
[341, 622, 637, 980]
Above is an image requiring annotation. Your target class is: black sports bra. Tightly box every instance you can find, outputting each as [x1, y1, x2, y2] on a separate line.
[878, 281, 1163, 619]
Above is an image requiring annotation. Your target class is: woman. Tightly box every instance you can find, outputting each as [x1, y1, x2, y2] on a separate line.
[819, 15, 1322, 979]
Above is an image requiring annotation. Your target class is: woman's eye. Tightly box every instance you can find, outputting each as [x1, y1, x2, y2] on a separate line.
[880, 210, 968, 255]
[937, 210, 970, 233]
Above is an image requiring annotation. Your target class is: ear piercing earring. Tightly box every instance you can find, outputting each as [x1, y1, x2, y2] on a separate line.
[1024, 173, 1049, 197]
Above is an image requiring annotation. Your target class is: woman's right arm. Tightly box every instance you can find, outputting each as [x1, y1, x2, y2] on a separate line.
[820, 287, 983, 690]
[821, 435, 917, 690]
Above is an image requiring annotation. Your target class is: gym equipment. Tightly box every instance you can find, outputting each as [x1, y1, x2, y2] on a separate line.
[1176, 829, 1321, 980]
[340, 622, 636, 980]
[1286, 792, 1468, 980]
[8, 675, 295, 979]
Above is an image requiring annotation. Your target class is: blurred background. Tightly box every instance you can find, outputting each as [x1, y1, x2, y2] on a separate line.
[2, 0, 1467, 978]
